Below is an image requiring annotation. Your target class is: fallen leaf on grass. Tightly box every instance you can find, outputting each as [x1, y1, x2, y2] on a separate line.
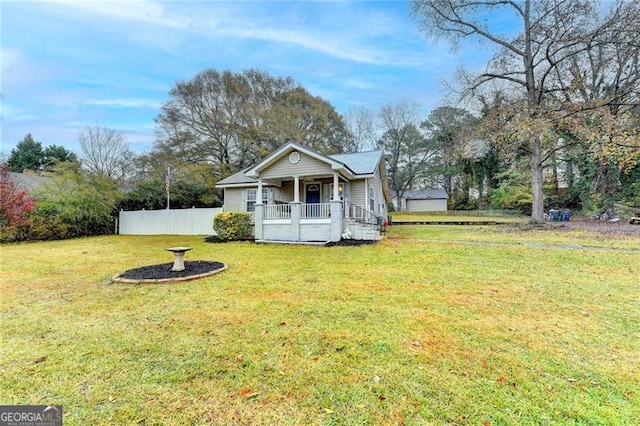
[238, 388, 261, 399]
[34, 356, 47, 364]
[322, 407, 334, 414]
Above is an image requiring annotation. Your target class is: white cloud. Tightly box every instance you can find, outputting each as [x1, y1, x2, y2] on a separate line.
[343, 79, 378, 90]
[0, 103, 38, 121]
[85, 98, 162, 109]
[1, 48, 25, 73]
[42, 0, 189, 29]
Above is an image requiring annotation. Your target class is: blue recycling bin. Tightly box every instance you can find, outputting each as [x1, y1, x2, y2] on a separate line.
[549, 209, 559, 221]
[560, 209, 571, 222]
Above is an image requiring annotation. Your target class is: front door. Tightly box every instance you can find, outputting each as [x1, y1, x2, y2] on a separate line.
[305, 183, 320, 203]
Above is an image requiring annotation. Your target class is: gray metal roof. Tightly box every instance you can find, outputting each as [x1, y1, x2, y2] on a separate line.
[215, 168, 256, 186]
[330, 150, 384, 175]
[399, 189, 449, 200]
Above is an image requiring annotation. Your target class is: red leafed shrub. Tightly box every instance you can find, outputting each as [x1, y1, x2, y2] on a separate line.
[0, 163, 35, 232]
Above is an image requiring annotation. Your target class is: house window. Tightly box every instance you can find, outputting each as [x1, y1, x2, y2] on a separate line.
[246, 188, 268, 212]
[322, 183, 345, 202]
[368, 185, 375, 211]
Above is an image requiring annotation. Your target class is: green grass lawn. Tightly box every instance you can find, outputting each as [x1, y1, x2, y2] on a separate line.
[1, 224, 638, 425]
[390, 210, 528, 224]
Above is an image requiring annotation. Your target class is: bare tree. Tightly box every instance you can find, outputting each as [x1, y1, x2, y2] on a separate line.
[154, 69, 351, 181]
[376, 99, 438, 211]
[411, 0, 640, 221]
[78, 125, 134, 182]
[344, 106, 377, 152]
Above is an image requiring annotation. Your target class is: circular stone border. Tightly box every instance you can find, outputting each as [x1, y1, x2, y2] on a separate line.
[112, 262, 228, 284]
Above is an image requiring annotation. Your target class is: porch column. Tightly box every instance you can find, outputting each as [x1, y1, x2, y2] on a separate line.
[330, 172, 343, 242]
[332, 172, 340, 200]
[254, 178, 264, 240]
[288, 176, 301, 241]
[293, 175, 300, 202]
[330, 199, 343, 242]
[290, 201, 301, 242]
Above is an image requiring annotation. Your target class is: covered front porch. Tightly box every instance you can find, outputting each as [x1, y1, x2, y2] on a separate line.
[253, 175, 382, 242]
[254, 173, 345, 242]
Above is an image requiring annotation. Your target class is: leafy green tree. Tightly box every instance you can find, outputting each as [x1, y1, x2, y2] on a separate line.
[620, 165, 640, 207]
[7, 134, 44, 172]
[489, 165, 533, 213]
[421, 106, 478, 198]
[30, 162, 121, 239]
[260, 87, 352, 155]
[118, 177, 220, 211]
[43, 145, 78, 169]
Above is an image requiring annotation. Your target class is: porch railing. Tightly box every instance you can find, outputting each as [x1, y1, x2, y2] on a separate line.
[301, 202, 331, 218]
[346, 203, 383, 226]
[264, 203, 291, 219]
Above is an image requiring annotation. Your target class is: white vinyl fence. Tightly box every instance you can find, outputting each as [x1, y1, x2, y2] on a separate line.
[118, 208, 223, 235]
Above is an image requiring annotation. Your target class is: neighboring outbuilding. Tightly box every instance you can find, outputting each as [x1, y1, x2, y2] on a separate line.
[215, 142, 391, 242]
[392, 189, 448, 212]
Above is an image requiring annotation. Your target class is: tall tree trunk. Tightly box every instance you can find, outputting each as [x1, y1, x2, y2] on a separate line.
[530, 134, 545, 222]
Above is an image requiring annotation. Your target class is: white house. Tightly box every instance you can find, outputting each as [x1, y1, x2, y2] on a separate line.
[215, 142, 391, 242]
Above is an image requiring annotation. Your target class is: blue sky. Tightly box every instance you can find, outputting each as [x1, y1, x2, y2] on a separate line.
[1, 0, 493, 156]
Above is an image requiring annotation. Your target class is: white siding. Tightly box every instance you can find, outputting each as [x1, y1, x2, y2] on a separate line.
[406, 199, 447, 212]
[224, 188, 246, 212]
[260, 152, 331, 179]
[350, 179, 366, 206]
[274, 183, 293, 202]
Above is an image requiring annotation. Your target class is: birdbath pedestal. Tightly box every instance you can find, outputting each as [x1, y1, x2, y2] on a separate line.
[166, 247, 192, 272]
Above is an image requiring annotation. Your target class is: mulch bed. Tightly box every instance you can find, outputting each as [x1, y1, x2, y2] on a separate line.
[204, 236, 378, 246]
[325, 239, 378, 246]
[113, 261, 226, 283]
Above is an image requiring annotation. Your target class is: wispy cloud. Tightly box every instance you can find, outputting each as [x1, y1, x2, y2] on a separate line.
[85, 98, 162, 109]
[0, 103, 38, 121]
[42, 0, 189, 28]
[1, 0, 486, 155]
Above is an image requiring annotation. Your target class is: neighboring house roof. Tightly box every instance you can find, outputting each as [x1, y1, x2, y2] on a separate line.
[394, 189, 449, 200]
[215, 168, 256, 186]
[10, 172, 52, 193]
[216, 143, 385, 187]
